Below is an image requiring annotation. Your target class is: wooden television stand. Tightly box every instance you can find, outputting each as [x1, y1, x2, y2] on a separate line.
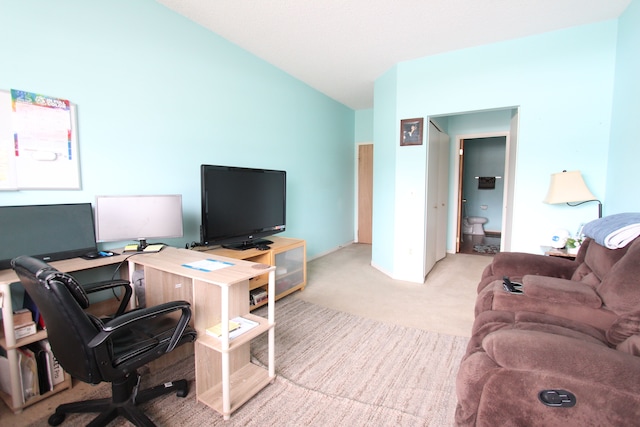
[197, 236, 306, 310]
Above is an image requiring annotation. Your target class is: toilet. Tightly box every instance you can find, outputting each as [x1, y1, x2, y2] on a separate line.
[463, 216, 488, 236]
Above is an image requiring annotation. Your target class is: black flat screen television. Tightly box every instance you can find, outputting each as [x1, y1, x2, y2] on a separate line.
[200, 164, 286, 250]
[0, 203, 98, 270]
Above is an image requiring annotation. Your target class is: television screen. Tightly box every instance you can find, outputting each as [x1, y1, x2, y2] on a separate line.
[95, 195, 184, 247]
[0, 203, 97, 270]
[201, 165, 286, 250]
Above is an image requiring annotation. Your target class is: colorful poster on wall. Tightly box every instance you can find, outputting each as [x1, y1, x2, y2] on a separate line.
[0, 89, 80, 190]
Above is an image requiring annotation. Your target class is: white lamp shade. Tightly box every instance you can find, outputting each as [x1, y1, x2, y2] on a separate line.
[543, 170, 597, 204]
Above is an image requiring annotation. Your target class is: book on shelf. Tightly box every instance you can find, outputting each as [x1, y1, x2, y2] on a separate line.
[25, 339, 62, 394]
[0, 338, 65, 404]
[0, 308, 38, 340]
[23, 291, 45, 330]
[250, 288, 268, 305]
[27, 342, 51, 395]
[18, 347, 39, 401]
[0, 320, 37, 340]
[0, 355, 23, 404]
[206, 317, 259, 340]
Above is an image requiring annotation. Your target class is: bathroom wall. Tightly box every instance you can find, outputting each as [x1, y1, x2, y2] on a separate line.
[462, 137, 506, 233]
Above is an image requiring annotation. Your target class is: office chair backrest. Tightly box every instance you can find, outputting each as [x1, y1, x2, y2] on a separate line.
[11, 256, 105, 384]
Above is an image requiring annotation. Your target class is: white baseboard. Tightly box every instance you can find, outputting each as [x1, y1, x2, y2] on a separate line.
[307, 240, 355, 262]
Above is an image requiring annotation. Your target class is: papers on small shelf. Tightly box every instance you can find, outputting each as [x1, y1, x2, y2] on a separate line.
[182, 258, 234, 272]
[206, 320, 240, 337]
[206, 316, 259, 340]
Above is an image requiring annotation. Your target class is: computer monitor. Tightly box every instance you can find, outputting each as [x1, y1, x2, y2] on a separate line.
[95, 195, 183, 249]
[0, 203, 97, 270]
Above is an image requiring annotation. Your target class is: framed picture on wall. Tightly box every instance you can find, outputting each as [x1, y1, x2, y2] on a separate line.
[400, 118, 423, 146]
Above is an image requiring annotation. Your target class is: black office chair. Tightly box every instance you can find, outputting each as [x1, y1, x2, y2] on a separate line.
[11, 256, 197, 427]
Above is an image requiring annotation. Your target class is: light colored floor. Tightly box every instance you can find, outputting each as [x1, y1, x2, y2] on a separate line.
[459, 232, 501, 255]
[1, 243, 491, 425]
[297, 243, 491, 337]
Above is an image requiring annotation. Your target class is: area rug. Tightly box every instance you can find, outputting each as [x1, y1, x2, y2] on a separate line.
[30, 298, 468, 426]
[473, 244, 499, 255]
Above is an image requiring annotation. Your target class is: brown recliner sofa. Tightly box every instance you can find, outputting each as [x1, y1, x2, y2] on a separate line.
[475, 237, 639, 332]
[456, 230, 640, 426]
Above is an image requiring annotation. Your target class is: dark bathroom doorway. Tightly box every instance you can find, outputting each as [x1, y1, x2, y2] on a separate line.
[457, 135, 507, 255]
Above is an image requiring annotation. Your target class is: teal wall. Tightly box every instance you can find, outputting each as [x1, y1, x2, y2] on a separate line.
[355, 109, 374, 142]
[607, 0, 640, 213]
[1, 0, 637, 281]
[373, 20, 620, 279]
[0, 0, 355, 259]
[371, 68, 398, 275]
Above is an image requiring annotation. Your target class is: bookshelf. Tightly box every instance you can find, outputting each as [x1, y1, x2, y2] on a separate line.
[0, 296, 69, 413]
[0, 254, 128, 413]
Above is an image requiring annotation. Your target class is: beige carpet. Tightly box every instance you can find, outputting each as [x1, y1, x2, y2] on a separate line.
[25, 297, 468, 426]
[299, 244, 492, 337]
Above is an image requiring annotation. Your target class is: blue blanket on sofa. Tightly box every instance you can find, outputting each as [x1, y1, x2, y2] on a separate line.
[582, 213, 640, 249]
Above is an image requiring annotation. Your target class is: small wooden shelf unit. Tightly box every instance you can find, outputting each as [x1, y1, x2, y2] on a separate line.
[199, 236, 306, 310]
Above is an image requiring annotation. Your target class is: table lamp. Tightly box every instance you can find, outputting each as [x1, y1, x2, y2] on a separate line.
[543, 170, 602, 218]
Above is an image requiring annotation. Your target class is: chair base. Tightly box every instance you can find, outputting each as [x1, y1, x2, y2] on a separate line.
[47, 372, 189, 427]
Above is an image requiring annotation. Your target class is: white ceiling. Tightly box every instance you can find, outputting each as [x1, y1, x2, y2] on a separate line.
[155, 0, 630, 110]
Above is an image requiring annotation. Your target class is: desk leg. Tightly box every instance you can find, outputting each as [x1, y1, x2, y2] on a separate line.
[268, 270, 275, 379]
[220, 285, 231, 419]
[127, 260, 137, 310]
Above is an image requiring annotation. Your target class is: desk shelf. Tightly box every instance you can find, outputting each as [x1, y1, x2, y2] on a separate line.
[197, 313, 271, 353]
[198, 363, 273, 417]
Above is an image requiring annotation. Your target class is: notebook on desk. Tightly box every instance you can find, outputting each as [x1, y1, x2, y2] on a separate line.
[123, 244, 166, 253]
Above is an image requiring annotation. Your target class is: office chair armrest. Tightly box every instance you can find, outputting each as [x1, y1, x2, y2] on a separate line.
[88, 300, 192, 350]
[84, 279, 133, 317]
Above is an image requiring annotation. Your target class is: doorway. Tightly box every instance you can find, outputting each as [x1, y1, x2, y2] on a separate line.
[357, 144, 373, 244]
[456, 135, 507, 255]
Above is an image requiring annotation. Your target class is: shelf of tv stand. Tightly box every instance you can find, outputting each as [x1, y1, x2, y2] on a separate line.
[198, 236, 306, 310]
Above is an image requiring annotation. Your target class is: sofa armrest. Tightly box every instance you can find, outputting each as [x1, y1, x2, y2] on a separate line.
[485, 252, 577, 280]
[522, 275, 602, 308]
[483, 329, 640, 393]
[477, 252, 579, 293]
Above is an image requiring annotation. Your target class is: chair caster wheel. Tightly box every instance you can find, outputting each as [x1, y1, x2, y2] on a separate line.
[48, 412, 66, 426]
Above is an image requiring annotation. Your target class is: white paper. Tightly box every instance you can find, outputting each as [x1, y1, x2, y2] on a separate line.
[182, 258, 234, 272]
